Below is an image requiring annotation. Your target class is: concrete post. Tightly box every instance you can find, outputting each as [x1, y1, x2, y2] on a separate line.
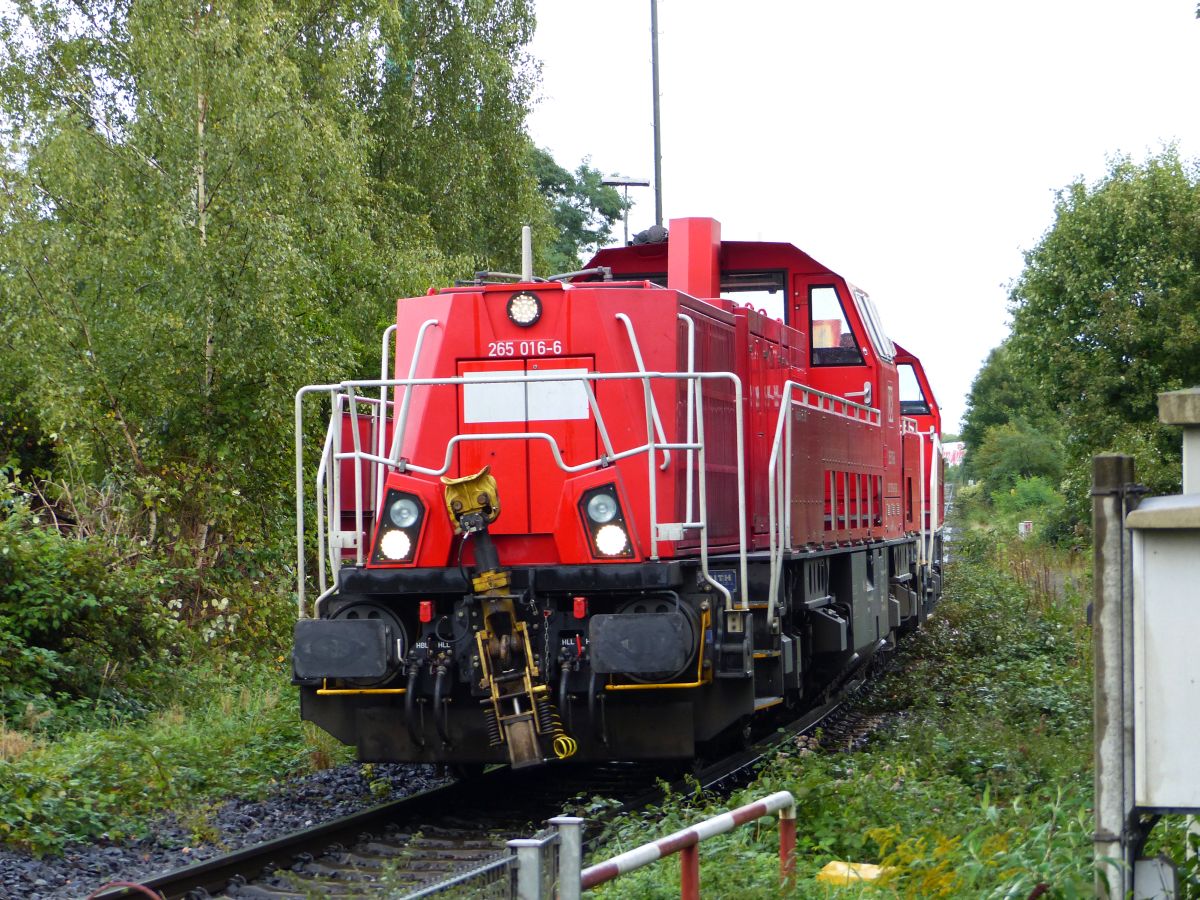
[508, 838, 544, 900]
[1159, 388, 1200, 494]
[1159, 387, 1200, 871]
[1093, 454, 1137, 899]
[549, 816, 584, 900]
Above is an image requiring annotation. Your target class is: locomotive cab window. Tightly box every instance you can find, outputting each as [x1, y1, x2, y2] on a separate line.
[899, 363, 930, 415]
[721, 270, 788, 323]
[810, 285, 863, 366]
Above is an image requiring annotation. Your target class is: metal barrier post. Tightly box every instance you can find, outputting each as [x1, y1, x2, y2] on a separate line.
[679, 843, 700, 899]
[508, 839, 544, 900]
[779, 802, 796, 885]
[582, 791, 795, 894]
[550, 816, 583, 900]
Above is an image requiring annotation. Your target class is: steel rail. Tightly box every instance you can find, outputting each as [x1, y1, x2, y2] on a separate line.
[90, 645, 882, 900]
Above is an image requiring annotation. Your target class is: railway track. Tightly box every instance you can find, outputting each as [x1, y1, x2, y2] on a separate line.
[93, 649, 900, 900]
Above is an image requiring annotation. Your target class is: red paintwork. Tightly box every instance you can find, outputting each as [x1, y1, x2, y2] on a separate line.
[348, 218, 941, 571]
[894, 342, 945, 526]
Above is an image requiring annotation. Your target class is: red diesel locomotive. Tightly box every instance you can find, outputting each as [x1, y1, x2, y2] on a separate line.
[292, 217, 944, 769]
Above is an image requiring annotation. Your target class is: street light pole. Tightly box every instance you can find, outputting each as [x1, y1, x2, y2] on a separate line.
[650, 0, 663, 228]
[601, 176, 651, 245]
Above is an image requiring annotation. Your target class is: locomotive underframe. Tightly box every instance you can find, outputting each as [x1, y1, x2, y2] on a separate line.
[297, 536, 940, 764]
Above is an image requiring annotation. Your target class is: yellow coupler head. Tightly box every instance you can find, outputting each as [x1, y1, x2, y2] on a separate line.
[441, 466, 501, 532]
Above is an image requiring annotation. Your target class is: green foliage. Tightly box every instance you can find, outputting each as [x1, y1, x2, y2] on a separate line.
[0, 0, 558, 714]
[531, 147, 629, 273]
[368, 0, 545, 271]
[0, 660, 351, 854]
[972, 421, 1063, 495]
[990, 476, 1068, 541]
[961, 341, 1058, 481]
[589, 548, 1097, 898]
[0, 488, 183, 722]
[0, 0, 550, 562]
[1009, 149, 1200, 503]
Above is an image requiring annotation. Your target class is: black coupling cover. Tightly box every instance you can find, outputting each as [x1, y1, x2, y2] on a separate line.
[293, 618, 394, 681]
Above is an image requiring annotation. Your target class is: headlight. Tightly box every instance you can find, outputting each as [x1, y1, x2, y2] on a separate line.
[379, 529, 412, 560]
[579, 484, 634, 559]
[389, 497, 421, 528]
[586, 492, 618, 524]
[507, 291, 541, 327]
[595, 524, 628, 556]
[371, 489, 424, 565]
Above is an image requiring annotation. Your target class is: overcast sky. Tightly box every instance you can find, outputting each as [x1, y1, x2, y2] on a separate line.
[527, 0, 1200, 431]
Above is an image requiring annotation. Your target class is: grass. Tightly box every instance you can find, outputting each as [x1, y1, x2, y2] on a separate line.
[0, 657, 354, 855]
[587, 542, 1102, 898]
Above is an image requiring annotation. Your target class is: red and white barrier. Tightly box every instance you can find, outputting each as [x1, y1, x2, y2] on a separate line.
[573, 790, 796, 900]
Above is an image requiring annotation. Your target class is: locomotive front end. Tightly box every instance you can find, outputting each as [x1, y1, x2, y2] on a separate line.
[292, 270, 741, 769]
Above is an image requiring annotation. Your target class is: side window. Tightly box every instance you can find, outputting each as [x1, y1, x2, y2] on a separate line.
[810, 285, 863, 366]
[899, 364, 930, 415]
[721, 271, 787, 323]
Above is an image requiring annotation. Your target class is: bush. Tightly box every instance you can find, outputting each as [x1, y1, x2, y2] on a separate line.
[990, 476, 1066, 541]
[589, 542, 1098, 898]
[0, 490, 183, 723]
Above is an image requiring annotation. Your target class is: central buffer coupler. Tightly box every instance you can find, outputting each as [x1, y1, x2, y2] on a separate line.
[441, 467, 576, 768]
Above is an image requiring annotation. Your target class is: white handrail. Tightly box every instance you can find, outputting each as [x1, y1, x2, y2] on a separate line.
[615, 313, 671, 470]
[375, 323, 397, 512]
[766, 380, 883, 627]
[388, 318, 440, 468]
[678, 313, 696, 523]
[296, 368, 748, 615]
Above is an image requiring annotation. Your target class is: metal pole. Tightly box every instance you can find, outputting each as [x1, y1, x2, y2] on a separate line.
[650, 0, 663, 227]
[779, 805, 797, 886]
[679, 843, 700, 900]
[550, 816, 584, 900]
[1092, 453, 1136, 900]
[623, 185, 630, 244]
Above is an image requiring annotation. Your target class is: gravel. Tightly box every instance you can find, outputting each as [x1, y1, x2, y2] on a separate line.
[0, 763, 448, 900]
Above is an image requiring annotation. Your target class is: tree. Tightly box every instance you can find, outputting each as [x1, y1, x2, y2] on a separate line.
[367, 0, 546, 272]
[531, 147, 628, 273]
[0, 0, 547, 575]
[971, 421, 1063, 497]
[961, 343, 1052, 463]
[1008, 149, 1200, 498]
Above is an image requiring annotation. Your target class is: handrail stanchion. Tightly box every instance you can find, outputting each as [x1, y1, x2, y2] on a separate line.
[376, 323, 396, 511]
[388, 318, 440, 466]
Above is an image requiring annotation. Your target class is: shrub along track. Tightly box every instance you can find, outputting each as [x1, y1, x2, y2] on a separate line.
[90, 646, 904, 899]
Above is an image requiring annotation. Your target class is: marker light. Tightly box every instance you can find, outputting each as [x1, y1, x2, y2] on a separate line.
[388, 496, 421, 528]
[595, 524, 629, 557]
[507, 291, 542, 327]
[379, 529, 412, 561]
[585, 492, 618, 524]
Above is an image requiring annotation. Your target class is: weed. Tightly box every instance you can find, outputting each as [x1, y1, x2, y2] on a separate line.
[0, 724, 37, 762]
[590, 539, 1099, 898]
